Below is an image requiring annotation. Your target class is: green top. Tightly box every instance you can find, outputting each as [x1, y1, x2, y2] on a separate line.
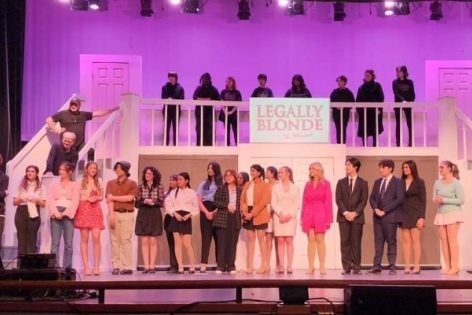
[432, 179, 465, 213]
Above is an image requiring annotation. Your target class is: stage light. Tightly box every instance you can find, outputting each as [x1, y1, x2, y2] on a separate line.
[170, 0, 182, 5]
[183, 0, 200, 13]
[140, 0, 153, 16]
[430, 0, 442, 20]
[287, 0, 304, 15]
[238, 0, 251, 20]
[384, 1, 395, 9]
[333, 1, 346, 21]
[71, 0, 89, 11]
[384, 0, 410, 16]
[89, 0, 100, 10]
[278, 0, 289, 7]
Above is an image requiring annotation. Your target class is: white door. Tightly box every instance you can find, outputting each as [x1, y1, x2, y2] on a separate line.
[438, 68, 472, 117]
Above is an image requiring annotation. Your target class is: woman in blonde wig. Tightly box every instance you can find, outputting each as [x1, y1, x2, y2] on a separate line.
[301, 162, 333, 274]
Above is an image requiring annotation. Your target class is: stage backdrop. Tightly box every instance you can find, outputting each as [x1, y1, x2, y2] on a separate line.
[21, 0, 472, 140]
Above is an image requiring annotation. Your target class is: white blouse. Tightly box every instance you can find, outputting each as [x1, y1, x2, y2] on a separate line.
[164, 187, 199, 217]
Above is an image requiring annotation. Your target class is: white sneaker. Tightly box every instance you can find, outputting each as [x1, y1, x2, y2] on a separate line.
[215, 270, 223, 274]
[229, 270, 237, 275]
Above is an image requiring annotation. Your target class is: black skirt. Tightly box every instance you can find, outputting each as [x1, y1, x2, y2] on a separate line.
[242, 206, 269, 230]
[167, 210, 192, 235]
[135, 206, 163, 236]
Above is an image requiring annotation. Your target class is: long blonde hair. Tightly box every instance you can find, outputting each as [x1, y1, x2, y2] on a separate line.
[309, 162, 325, 182]
[81, 161, 101, 191]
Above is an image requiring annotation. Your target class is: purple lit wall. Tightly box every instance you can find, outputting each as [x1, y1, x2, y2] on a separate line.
[22, 0, 472, 140]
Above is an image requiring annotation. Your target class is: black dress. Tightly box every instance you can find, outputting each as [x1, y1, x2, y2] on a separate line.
[135, 184, 164, 236]
[402, 178, 426, 229]
[356, 80, 384, 140]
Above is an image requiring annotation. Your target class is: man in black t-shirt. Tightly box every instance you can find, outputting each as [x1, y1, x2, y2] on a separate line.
[251, 74, 274, 98]
[46, 96, 119, 150]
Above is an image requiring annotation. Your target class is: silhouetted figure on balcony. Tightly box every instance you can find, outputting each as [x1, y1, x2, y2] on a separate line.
[285, 74, 312, 98]
[162, 72, 184, 146]
[330, 75, 355, 144]
[393, 65, 415, 147]
[193, 73, 219, 146]
[356, 70, 384, 147]
[251, 74, 274, 98]
[219, 76, 242, 146]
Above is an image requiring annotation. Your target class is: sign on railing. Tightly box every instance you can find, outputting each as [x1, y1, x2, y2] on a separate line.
[250, 98, 330, 143]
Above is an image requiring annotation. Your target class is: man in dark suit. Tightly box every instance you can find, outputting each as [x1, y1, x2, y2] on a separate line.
[369, 159, 405, 275]
[336, 157, 368, 275]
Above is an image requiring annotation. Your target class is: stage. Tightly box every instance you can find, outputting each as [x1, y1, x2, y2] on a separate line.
[1, 269, 472, 314]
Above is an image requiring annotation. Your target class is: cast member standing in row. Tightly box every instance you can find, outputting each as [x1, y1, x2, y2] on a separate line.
[193, 73, 219, 146]
[165, 172, 199, 274]
[265, 166, 278, 273]
[301, 162, 332, 275]
[163, 175, 179, 273]
[162, 72, 185, 146]
[285, 74, 312, 98]
[213, 169, 242, 274]
[251, 74, 274, 98]
[241, 164, 271, 274]
[237, 172, 249, 187]
[335, 158, 368, 275]
[106, 161, 138, 275]
[135, 166, 165, 274]
[393, 66, 415, 147]
[197, 162, 223, 273]
[369, 159, 404, 275]
[46, 96, 119, 151]
[433, 161, 464, 275]
[48, 162, 80, 269]
[75, 161, 104, 275]
[400, 160, 426, 274]
[13, 165, 46, 256]
[271, 166, 300, 274]
[219, 77, 242, 147]
[330, 75, 355, 144]
[44, 131, 78, 176]
[0, 154, 8, 258]
[356, 70, 384, 147]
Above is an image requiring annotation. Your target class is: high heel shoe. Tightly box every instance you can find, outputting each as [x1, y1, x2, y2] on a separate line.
[287, 269, 293, 275]
[319, 268, 326, 275]
[305, 268, 315, 275]
[276, 269, 285, 274]
[245, 269, 254, 274]
[447, 269, 459, 275]
[441, 268, 450, 275]
[256, 267, 268, 274]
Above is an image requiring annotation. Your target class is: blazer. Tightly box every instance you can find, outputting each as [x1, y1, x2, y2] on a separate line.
[404, 178, 426, 219]
[240, 178, 270, 226]
[335, 176, 368, 224]
[213, 185, 242, 230]
[370, 176, 405, 224]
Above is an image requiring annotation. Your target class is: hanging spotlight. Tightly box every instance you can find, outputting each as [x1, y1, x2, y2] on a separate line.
[71, 0, 89, 11]
[89, 0, 100, 10]
[287, 0, 304, 15]
[170, 0, 182, 5]
[140, 0, 153, 16]
[384, 0, 410, 16]
[430, 0, 443, 20]
[278, 0, 289, 7]
[333, 1, 346, 21]
[183, 0, 201, 13]
[238, 0, 251, 20]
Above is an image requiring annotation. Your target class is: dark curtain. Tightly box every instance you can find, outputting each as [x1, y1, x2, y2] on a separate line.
[0, 0, 25, 172]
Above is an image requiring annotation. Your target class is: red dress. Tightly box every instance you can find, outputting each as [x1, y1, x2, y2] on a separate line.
[74, 190, 105, 230]
[301, 180, 333, 233]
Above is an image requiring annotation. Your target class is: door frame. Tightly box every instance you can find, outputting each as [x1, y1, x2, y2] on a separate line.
[425, 60, 472, 102]
[80, 54, 142, 112]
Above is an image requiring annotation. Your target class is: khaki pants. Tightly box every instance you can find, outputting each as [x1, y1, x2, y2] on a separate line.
[110, 211, 134, 270]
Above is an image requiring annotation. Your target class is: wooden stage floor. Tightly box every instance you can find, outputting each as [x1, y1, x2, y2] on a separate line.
[1, 269, 472, 314]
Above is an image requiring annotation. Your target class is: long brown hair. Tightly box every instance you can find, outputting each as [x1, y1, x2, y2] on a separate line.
[20, 165, 41, 191]
[81, 161, 101, 191]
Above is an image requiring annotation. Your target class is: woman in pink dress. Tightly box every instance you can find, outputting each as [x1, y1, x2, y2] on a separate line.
[301, 162, 333, 275]
[74, 161, 104, 275]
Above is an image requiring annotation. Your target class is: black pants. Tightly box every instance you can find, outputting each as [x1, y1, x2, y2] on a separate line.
[332, 108, 350, 144]
[394, 107, 412, 147]
[14, 205, 40, 255]
[225, 113, 238, 146]
[164, 214, 178, 270]
[200, 201, 217, 264]
[373, 220, 398, 270]
[215, 215, 239, 272]
[339, 222, 363, 272]
[195, 106, 214, 146]
[163, 105, 181, 146]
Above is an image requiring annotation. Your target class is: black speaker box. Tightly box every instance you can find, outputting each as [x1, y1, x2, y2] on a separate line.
[344, 285, 437, 315]
[18, 253, 56, 269]
[279, 286, 309, 305]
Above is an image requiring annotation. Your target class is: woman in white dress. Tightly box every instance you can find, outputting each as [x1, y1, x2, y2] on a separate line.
[271, 166, 300, 274]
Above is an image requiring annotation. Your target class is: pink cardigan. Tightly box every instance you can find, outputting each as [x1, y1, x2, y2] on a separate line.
[47, 180, 80, 219]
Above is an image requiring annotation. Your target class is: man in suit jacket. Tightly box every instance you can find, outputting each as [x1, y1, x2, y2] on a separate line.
[336, 157, 368, 275]
[369, 159, 405, 275]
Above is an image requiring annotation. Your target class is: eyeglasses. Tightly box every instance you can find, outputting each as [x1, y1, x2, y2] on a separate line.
[63, 139, 73, 143]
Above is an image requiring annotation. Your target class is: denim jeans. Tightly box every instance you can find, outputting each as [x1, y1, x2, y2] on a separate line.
[50, 217, 74, 269]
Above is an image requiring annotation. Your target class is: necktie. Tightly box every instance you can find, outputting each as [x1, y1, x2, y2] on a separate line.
[380, 178, 387, 199]
[349, 178, 353, 194]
